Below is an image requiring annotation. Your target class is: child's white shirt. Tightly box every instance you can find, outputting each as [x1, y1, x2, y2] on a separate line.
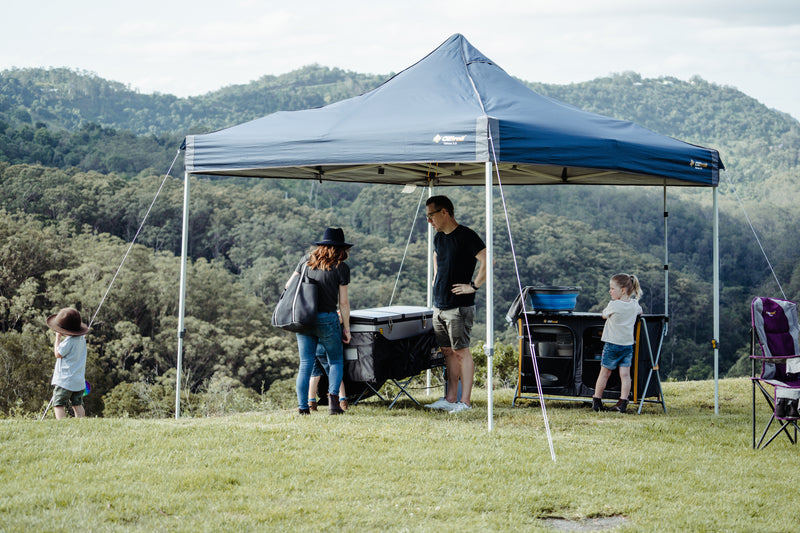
[601, 299, 643, 346]
[51, 335, 87, 392]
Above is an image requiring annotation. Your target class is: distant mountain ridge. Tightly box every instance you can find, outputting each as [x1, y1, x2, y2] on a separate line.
[0, 65, 798, 191]
[0, 66, 388, 135]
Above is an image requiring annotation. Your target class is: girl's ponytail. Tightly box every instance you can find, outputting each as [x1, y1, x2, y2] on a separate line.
[612, 273, 643, 300]
[630, 274, 642, 300]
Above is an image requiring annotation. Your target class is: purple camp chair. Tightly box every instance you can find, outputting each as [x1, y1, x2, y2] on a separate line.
[751, 297, 800, 449]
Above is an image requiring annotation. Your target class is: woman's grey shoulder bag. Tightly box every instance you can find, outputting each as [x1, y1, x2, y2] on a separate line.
[271, 263, 318, 332]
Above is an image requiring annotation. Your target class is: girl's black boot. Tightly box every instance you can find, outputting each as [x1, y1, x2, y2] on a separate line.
[610, 399, 628, 413]
[592, 397, 604, 412]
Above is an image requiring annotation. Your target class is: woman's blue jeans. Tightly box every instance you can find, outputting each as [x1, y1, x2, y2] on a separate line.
[295, 312, 344, 409]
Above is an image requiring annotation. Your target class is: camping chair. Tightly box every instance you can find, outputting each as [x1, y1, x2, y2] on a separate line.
[750, 297, 800, 449]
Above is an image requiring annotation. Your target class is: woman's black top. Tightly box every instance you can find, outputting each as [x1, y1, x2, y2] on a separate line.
[295, 256, 350, 313]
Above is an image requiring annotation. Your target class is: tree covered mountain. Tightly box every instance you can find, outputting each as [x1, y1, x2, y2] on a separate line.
[2, 66, 798, 192]
[0, 66, 387, 135]
[0, 65, 798, 415]
[526, 72, 800, 195]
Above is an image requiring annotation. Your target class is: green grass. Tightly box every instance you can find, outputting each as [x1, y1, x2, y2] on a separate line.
[2, 378, 800, 532]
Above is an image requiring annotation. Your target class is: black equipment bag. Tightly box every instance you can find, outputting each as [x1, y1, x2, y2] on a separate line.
[271, 263, 317, 332]
[346, 330, 437, 383]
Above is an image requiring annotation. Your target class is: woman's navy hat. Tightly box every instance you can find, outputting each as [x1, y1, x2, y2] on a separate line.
[314, 227, 353, 248]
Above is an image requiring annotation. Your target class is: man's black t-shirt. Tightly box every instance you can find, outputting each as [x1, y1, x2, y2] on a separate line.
[433, 225, 485, 310]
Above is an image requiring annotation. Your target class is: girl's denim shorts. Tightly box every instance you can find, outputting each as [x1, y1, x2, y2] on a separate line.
[601, 342, 633, 369]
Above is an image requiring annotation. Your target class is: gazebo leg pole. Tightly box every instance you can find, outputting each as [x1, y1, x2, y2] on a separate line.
[713, 186, 720, 414]
[485, 161, 494, 432]
[175, 172, 190, 419]
[426, 183, 434, 395]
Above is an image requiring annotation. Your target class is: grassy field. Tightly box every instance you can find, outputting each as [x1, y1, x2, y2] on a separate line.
[2, 377, 799, 532]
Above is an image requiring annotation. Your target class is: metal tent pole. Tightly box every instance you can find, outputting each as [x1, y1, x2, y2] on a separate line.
[713, 187, 720, 414]
[427, 183, 434, 306]
[485, 161, 494, 432]
[175, 171, 190, 419]
[663, 187, 669, 326]
[426, 183, 434, 394]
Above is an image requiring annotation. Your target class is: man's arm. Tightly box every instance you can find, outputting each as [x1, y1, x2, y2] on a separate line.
[472, 248, 487, 288]
[451, 247, 487, 295]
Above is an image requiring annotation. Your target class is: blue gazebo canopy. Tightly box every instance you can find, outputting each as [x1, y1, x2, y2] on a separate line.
[185, 34, 722, 187]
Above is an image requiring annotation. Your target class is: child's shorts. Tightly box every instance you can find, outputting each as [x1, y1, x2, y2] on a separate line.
[310, 357, 328, 378]
[311, 343, 330, 378]
[52, 386, 84, 407]
[601, 343, 633, 370]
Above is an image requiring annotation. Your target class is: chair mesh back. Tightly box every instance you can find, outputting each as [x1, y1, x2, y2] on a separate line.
[752, 297, 800, 380]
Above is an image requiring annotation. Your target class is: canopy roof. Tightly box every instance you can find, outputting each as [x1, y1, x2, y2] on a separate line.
[185, 34, 722, 187]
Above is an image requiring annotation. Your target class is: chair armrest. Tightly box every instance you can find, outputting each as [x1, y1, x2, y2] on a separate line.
[750, 353, 800, 361]
[754, 377, 800, 387]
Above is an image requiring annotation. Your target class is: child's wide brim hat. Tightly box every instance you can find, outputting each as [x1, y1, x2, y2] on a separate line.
[314, 227, 353, 248]
[47, 307, 89, 336]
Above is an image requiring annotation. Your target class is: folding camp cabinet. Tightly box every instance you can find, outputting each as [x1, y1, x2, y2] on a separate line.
[345, 306, 443, 408]
[513, 312, 667, 413]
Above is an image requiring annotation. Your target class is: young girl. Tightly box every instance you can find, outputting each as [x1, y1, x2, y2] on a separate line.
[592, 274, 643, 413]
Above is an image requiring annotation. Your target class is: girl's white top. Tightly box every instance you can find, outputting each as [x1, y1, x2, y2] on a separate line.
[601, 299, 643, 346]
[51, 335, 87, 392]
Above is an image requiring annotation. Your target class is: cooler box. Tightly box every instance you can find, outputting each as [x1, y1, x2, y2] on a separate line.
[348, 306, 433, 342]
[345, 306, 439, 383]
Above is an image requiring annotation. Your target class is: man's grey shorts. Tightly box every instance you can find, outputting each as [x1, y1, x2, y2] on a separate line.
[433, 306, 475, 351]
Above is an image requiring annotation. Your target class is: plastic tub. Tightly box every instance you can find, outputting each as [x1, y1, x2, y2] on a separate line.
[528, 286, 581, 312]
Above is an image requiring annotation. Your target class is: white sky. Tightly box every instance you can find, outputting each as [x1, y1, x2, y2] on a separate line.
[2, 0, 799, 120]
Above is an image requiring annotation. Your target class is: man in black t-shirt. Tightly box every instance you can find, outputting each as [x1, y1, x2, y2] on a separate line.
[424, 195, 486, 414]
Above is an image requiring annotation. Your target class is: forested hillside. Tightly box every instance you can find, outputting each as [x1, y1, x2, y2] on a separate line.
[0, 66, 798, 416]
[527, 73, 800, 195]
[3, 67, 798, 191]
[0, 66, 387, 134]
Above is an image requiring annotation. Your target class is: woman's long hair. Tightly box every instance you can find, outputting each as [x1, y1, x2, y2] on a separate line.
[307, 245, 349, 270]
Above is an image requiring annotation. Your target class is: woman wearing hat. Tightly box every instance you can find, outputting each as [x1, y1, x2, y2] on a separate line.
[47, 307, 89, 419]
[289, 228, 353, 415]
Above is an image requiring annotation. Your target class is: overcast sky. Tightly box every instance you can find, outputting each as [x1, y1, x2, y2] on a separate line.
[2, 0, 799, 120]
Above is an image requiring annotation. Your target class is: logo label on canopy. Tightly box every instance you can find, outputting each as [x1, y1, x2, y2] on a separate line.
[433, 134, 466, 145]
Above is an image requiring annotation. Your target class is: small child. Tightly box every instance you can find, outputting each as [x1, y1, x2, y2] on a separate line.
[47, 307, 89, 419]
[592, 274, 643, 413]
[308, 347, 348, 412]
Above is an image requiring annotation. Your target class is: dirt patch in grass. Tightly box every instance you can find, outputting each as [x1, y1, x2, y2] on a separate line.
[541, 515, 628, 531]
